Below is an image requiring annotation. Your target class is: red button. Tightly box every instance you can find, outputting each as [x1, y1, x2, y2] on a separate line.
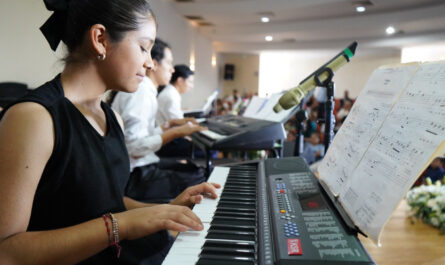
[287, 239, 303, 256]
[308, 201, 319, 208]
[280, 190, 285, 193]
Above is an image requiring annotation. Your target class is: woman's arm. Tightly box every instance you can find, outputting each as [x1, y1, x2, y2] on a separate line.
[160, 122, 206, 145]
[0, 103, 205, 265]
[123, 196, 157, 209]
[0, 103, 113, 265]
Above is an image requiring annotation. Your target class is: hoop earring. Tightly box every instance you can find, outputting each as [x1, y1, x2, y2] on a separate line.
[97, 53, 106, 61]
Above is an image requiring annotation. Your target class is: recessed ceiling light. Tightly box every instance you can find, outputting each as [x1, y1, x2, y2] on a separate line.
[265, 35, 273, 42]
[261, 17, 270, 23]
[386, 26, 396, 35]
[356, 6, 366, 12]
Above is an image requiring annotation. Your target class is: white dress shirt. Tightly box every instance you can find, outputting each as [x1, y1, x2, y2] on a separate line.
[112, 77, 163, 171]
[156, 84, 183, 125]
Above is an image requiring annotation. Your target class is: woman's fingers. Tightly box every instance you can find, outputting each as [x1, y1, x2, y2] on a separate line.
[190, 194, 203, 204]
[189, 182, 219, 197]
[161, 219, 188, 232]
[163, 205, 203, 231]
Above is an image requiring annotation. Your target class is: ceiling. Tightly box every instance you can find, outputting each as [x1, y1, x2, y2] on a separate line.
[171, 0, 445, 54]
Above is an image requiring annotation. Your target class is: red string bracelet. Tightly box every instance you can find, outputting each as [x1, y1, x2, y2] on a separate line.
[102, 215, 111, 243]
[102, 214, 122, 258]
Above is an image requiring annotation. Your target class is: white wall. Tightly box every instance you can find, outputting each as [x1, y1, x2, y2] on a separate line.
[220, 53, 259, 98]
[259, 50, 401, 99]
[401, 42, 445, 63]
[0, 0, 218, 109]
[0, 0, 63, 88]
[148, 0, 218, 109]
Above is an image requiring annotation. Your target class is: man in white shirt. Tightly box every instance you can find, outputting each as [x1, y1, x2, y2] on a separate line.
[112, 39, 206, 202]
[156, 64, 194, 125]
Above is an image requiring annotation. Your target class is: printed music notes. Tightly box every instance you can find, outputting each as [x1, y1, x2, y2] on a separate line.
[318, 61, 445, 243]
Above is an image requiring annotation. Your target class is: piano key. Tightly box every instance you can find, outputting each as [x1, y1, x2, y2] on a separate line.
[162, 223, 211, 265]
[163, 164, 259, 265]
[199, 129, 227, 140]
[206, 230, 255, 241]
[191, 166, 230, 222]
[213, 211, 256, 218]
[200, 248, 255, 259]
[196, 258, 254, 265]
[211, 217, 256, 227]
[197, 254, 255, 265]
[203, 240, 256, 251]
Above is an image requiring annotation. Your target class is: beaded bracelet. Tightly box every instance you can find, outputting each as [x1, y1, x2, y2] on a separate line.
[102, 213, 122, 258]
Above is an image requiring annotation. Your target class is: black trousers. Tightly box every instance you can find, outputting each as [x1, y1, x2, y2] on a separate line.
[156, 138, 193, 158]
[125, 158, 205, 203]
[156, 138, 217, 159]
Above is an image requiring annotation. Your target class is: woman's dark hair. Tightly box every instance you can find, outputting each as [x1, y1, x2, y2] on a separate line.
[41, 0, 155, 56]
[151, 38, 170, 63]
[170, 64, 194, 84]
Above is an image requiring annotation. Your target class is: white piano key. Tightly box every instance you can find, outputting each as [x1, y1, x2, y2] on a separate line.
[200, 129, 226, 140]
[207, 167, 230, 183]
[162, 254, 199, 265]
[162, 224, 210, 265]
[162, 168, 231, 265]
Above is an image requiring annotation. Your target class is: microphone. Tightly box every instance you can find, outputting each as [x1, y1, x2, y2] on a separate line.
[273, 41, 357, 112]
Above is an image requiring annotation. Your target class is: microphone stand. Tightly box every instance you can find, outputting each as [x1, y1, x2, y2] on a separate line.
[293, 108, 307, 156]
[314, 67, 335, 152]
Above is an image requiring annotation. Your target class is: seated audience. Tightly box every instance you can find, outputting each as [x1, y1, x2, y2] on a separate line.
[302, 132, 325, 165]
[336, 98, 353, 122]
[424, 157, 445, 183]
[303, 108, 318, 138]
[225, 89, 242, 114]
[216, 98, 227, 116]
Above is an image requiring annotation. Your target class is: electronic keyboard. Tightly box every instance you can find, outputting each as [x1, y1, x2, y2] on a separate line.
[163, 157, 375, 265]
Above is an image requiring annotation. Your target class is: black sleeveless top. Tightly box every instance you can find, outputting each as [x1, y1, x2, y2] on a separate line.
[0, 75, 170, 265]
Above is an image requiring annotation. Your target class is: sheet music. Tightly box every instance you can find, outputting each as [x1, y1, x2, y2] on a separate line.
[318, 64, 419, 195]
[202, 91, 219, 113]
[242, 96, 267, 118]
[339, 61, 445, 242]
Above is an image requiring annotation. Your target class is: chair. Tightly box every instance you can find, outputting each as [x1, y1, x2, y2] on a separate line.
[0, 82, 29, 108]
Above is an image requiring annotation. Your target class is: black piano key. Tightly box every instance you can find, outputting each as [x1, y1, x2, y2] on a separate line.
[212, 215, 255, 222]
[220, 194, 256, 202]
[211, 216, 255, 226]
[201, 246, 255, 254]
[209, 225, 255, 232]
[222, 191, 256, 196]
[222, 187, 256, 193]
[209, 224, 255, 232]
[196, 258, 254, 265]
[200, 249, 255, 260]
[216, 206, 256, 213]
[225, 179, 255, 183]
[200, 247, 255, 258]
[217, 198, 256, 208]
[203, 240, 256, 250]
[208, 223, 256, 231]
[214, 210, 256, 218]
[221, 190, 256, 196]
[206, 230, 255, 241]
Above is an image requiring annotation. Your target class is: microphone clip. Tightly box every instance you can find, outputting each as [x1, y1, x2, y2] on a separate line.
[314, 67, 334, 87]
